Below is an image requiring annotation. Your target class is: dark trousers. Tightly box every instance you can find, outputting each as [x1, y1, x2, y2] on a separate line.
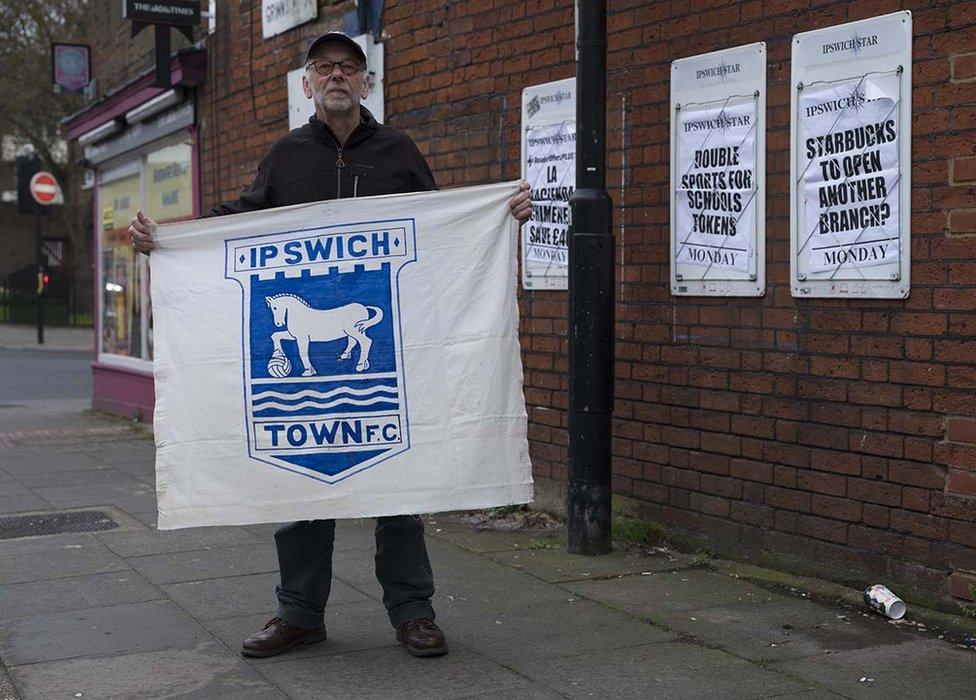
[274, 515, 436, 630]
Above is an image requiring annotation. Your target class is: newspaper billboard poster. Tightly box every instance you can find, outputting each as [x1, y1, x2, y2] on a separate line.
[520, 78, 574, 290]
[790, 12, 912, 299]
[670, 43, 766, 297]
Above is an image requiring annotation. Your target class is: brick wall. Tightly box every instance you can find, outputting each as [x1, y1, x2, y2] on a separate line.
[382, 0, 976, 602]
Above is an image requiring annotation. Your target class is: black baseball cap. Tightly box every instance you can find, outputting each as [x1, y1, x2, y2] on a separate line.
[304, 32, 367, 67]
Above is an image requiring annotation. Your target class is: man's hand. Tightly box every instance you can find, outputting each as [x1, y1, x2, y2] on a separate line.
[129, 209, 157, 255]
[508, 180, 531, 225]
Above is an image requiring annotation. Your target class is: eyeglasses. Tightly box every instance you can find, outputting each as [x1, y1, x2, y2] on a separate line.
[306, 59, 364, 77]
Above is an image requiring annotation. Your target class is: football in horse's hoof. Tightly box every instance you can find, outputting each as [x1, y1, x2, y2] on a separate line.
[355, 360, 370, 372]
[267, 353, 292, 378]
[301, 369, 316, 377]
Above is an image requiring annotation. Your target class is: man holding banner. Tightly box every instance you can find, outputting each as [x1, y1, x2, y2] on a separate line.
[130, 31, 531, 659]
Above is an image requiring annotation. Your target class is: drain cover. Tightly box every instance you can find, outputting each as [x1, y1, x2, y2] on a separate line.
[0, 510, 119, 540]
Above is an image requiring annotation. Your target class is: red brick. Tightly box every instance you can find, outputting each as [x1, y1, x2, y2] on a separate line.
[730, 458, 772, 483]
[811, 494, 861, 523]
[948, 470, 976, 497]
[947, 416, 976, 444]
[953, 156, 976, 183]
[949, 209, 976, 234]
[949, 571, 976, 601]
[953, 53, 976, 81]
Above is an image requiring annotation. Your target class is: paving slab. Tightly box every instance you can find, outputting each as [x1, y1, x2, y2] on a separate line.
[565, 568, 792, 619]
[204, 601, 397, 662]
[96, 524, 259, 558]
[0, 494, 53, 515]
[772, 638, 976, 698]
[10, 641, 281, 699]
[241, 518, 379, 553]
[130, 510, 157, 527]
[84, 442, 156, 469]
[519, 641, 814, 699]
[486, 544, 684, 582]
[0, 600, 210, 666]
[1, 449, 109, 473]
[427, 521, 565, 553]
[257, 642, 549, 699]
[162, 571, 370, 621]
[439, 596, 672, 666]
[329, 541, 535, 616]
[0, 570, 163, 620]
[0, 476, 33, 497]
[30, 481, 155, 510]
[127, 543, 279, 584]
[15, 468, 145, 492]
[654, 597, 917, 662]
[0, 533, 130, 585]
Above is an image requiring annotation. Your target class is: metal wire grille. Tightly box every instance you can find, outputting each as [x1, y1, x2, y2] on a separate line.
[0, 510, 118, 540]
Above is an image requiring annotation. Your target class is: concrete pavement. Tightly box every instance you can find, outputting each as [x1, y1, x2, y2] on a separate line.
[1, 387, 975, 696]
[0, 324, 93, 352]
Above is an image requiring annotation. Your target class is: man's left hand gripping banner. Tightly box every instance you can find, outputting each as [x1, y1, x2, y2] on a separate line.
[150, 183, 533, 529]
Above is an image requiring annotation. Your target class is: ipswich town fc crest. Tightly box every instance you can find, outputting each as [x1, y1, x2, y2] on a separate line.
[225, 218, 416, 483]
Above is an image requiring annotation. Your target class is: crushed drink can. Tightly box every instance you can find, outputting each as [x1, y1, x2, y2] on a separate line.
[863, 584, 906, 620]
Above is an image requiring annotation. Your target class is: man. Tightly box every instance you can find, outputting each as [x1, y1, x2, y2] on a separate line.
[130, 32, 531, 659]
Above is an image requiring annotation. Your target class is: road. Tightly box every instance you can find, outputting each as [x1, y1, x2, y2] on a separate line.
[0, 348, 92, 433]
[0, 348, 92, 402]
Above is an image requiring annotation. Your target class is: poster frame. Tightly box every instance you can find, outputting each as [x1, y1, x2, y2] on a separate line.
[789, 11, 913, 299]
[520, 77, 575, 291]
[669, 42, 766, 298]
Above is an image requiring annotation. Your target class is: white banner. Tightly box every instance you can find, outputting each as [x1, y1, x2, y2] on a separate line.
[524, 122, 574, 268]
[674, 98, 757, 273]
[799, 73, 900, 274]
[150, 182, 533, 529]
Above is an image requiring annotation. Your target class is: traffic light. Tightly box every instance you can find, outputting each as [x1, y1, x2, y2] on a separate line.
[37, 270, 50, 295]
[15, 154, 41, 215]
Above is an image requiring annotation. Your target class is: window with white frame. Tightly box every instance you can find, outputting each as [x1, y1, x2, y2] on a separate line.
[96, 135, 194, 367]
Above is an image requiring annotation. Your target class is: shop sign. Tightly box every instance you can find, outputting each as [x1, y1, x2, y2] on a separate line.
[123, 0, 201, 26]
[52, 43, 91, 94]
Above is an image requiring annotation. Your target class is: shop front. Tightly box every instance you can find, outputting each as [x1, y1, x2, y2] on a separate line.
[63, 51, 205, 420]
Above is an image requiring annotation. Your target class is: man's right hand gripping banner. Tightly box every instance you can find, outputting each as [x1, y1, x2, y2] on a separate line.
[150, 182, 533, 529]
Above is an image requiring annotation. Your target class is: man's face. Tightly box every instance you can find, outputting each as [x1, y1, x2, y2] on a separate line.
[302, 43, 368, 116]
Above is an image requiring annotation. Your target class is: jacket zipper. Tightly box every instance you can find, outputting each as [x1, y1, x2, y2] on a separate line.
[336, 147, 345, 198]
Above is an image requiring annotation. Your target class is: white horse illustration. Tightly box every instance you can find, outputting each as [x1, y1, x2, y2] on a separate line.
[266, 294, 384, 376]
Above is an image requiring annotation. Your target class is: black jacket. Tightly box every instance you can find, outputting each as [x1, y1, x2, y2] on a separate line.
[210, 107, 436, 216]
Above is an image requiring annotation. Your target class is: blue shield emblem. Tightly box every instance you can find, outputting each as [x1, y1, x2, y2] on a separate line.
[225, 218, 416, 483]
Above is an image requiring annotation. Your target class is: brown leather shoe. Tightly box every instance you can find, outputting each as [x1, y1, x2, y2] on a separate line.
[241, 617, 326, 658]
[395, 618, 448, 657]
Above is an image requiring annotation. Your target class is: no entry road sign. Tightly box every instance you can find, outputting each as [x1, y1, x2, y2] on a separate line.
[29, 171, 62, 206]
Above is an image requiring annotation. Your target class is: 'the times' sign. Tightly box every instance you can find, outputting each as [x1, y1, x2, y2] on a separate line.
[123, 0, 201, 26]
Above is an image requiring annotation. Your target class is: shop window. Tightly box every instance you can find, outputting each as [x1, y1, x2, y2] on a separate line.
[99, 171, 142, 359]
[96, 137, 195, 366]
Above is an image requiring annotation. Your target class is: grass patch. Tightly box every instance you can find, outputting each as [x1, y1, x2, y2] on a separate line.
[528, 537, 561, 550]
[963, 582, 976, 620]
[486, 504, 528, 518]
[612, 515, 670, 547]
[691, 548, 714, 568]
